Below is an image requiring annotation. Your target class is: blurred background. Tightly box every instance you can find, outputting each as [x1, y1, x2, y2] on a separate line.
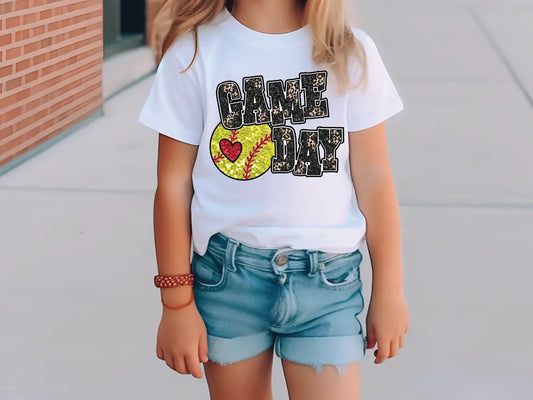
[0, 0, 166, 172]
[1, 0, 532, 399]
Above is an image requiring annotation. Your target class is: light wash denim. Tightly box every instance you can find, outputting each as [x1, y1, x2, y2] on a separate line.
[191, 232, 367, 376]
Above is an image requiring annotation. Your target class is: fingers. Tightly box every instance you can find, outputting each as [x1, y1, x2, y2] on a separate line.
[198, 331, 209, 364]
[156, 345, 164, 361]
[372, 333, 406, 364]
[374, 335, 390, 364]
[366, 329, 377, 350]
[185, 353, 204, 379]
[166, 355, 177, 372]
[157, 347, 205, 379]
[388, 336, 399, 358]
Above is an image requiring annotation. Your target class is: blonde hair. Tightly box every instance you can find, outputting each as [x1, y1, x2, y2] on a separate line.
[150, 0, 367, 95]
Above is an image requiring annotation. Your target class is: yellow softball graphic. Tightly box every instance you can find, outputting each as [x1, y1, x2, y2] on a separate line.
[210, 123, 275, 180]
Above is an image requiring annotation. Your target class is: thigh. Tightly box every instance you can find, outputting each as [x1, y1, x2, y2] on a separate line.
[282, 359, 361, 400]
[203, 345, 275, 400]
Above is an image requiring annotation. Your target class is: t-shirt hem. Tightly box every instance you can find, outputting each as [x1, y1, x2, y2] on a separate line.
[207, 226, 366, 255]
[137, 111, 201, 146]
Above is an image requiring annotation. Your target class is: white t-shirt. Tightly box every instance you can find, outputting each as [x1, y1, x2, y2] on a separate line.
[138, 7, 404, 257]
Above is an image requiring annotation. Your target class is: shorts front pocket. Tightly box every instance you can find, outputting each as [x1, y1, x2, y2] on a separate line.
[317, 249, 362, 290]
[191, 250, 228, 291]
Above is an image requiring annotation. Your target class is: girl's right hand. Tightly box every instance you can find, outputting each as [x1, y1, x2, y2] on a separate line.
[156, 299, 209, 379]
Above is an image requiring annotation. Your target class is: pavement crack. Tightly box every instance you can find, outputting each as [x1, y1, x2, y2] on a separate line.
[469, 7, 533, 108]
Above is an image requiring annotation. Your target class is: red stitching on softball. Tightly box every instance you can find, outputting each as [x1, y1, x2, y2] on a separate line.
[213, 152, 224, 163]
[242, 132, 272, 180]
[229, 129, 240, 142]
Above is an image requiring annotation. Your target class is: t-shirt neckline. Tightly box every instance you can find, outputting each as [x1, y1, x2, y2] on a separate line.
[218, 7, 310, 48]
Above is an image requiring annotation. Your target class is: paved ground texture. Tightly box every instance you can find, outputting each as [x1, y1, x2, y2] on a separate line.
[1, 0, 532, 399]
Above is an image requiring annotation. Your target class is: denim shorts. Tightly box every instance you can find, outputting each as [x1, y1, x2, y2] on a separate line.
[191, 232, 367, 376]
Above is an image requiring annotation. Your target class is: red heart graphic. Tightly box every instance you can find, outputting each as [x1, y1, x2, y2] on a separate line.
[219, 139, 242, 162]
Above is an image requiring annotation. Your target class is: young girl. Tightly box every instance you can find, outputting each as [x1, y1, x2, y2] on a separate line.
[138, 0, 409, 398]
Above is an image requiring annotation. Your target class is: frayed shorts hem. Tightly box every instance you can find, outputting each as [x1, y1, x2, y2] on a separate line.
[206, 331, 366, 376]
[206, 331, 275, 366]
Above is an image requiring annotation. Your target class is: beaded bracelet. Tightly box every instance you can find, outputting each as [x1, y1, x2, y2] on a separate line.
[155, 273, 195, 310]
[154, 273, 195, 288]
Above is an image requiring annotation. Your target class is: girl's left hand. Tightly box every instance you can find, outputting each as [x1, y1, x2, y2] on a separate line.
[365, 290, 409, 364]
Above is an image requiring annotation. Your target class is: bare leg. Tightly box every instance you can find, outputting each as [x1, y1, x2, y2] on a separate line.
[282, 359, 361, 400]
[203, 345, 275, 400]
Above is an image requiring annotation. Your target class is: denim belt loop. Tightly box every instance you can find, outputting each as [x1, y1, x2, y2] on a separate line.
[224, 237, 239, 272]
[306, 250, 319, 277]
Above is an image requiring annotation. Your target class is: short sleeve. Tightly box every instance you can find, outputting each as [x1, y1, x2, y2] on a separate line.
[346, 29, 404, 132]
[137, 45, 204, 145]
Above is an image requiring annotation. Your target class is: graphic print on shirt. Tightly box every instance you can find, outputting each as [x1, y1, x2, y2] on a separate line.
[210, 70, 344, 180]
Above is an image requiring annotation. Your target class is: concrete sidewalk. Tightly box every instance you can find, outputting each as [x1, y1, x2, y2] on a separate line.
[1, 1, 532, 399]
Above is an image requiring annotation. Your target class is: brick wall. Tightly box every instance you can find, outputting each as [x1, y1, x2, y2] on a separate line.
[0, 0, 103, 168]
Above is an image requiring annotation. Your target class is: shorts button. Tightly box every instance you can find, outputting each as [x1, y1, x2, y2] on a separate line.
[276, 254, 288, 265]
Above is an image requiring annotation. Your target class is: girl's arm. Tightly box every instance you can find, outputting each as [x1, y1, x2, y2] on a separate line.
[348, 122, 403, 295]
[348, 122, 409, 364]
[154, 133, 198, 307]
[153, 133, 208, 379]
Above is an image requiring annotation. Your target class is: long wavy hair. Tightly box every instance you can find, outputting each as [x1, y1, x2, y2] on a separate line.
[149, 0, 368, 94]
